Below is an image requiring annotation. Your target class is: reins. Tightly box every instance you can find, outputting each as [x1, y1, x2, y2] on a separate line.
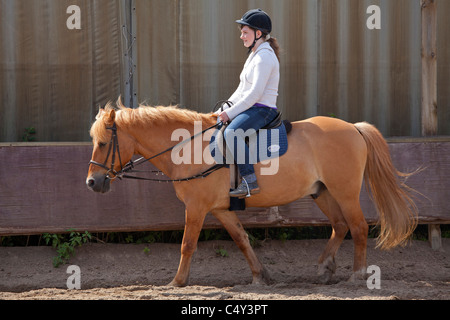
[89, 120, 225, 183]
[120, 163, 226, 183]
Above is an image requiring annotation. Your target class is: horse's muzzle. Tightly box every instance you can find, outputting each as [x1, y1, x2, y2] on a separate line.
[86, 173, 111, 193]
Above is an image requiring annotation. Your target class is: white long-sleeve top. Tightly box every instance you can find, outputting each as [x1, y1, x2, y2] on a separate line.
[222, 42, 279, 120]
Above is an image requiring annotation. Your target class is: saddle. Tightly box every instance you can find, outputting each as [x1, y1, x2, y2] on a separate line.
[262, 111, 292, 132]
[209, 111, 292, 211]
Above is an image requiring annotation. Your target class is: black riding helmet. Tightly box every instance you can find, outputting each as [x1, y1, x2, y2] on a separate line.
[236, 9, 272, 52]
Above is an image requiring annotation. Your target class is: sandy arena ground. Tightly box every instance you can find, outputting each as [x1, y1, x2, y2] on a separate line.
[0, 239, 448, 300]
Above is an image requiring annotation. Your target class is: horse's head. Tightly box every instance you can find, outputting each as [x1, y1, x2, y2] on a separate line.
[86, 105, 135, 193]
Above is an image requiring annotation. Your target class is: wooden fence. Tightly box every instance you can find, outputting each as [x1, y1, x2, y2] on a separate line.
[0, 139, 449, 237]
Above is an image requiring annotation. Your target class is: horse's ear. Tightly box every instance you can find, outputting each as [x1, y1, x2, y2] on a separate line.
[106, 109, 116, 126]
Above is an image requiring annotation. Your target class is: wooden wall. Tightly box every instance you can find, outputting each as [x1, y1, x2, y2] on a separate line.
[0, 139, 449, 236]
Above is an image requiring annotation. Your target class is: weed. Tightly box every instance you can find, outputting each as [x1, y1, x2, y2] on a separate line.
[246, 232, 261, 248]
[22, 127, 36, 142]
[215, 246, 229, 257]
[125, 234, 134, 244]
[279, 232, 288, 243]
[43, 230, 91, 267]
[4, 225, 448, 249]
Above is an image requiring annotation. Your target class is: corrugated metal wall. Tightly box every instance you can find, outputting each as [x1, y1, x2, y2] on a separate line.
[0, 0, 123, 141]
[1, 0, 449, 142]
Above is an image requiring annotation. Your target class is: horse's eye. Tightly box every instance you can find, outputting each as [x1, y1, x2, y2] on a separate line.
[98, 142, 107, 148]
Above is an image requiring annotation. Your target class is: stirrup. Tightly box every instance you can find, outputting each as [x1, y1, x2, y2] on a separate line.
[242, 177, 251, 198]
[229, 177, 260, 198]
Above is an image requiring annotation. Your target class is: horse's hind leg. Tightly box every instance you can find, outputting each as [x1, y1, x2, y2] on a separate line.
[314, 189, 349, 284]
[212, 209, 270, 285]
[338, 198, 369, 281]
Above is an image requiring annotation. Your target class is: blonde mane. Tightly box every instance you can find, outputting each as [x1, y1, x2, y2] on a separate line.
[91, 98, 217, 142]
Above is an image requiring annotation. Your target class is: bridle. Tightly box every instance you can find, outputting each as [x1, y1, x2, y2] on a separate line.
[89, 123, 124, 180]
[88, 119, 225, 183]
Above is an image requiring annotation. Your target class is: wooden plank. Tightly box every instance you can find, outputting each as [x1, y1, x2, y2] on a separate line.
[437, 0, 450, 136]
[421, 0, 441, 250]
[428, 224, 442, 251]
[0, 142, 449, 236]
[0, 145, 186, 235]
[421, 0, 438, 136]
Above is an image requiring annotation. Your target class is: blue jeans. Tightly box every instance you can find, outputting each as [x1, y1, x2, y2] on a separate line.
[223, 106, 279, 177]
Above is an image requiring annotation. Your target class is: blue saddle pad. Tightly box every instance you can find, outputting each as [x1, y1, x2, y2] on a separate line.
[209, 122, 288, 165]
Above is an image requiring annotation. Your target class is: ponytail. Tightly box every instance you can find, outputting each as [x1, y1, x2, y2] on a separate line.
[267, 37, 281, 62]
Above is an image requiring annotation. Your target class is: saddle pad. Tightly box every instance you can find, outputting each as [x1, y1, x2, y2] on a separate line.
[209, 122, 289, 165]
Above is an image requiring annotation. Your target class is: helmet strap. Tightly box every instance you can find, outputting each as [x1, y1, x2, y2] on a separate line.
[248, 29, 263, 54]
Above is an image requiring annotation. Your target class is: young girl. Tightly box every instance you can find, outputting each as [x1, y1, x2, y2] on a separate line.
[217, 9, 281, 198]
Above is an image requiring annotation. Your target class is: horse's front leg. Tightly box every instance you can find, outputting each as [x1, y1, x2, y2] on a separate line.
[169, 207, 207, 287]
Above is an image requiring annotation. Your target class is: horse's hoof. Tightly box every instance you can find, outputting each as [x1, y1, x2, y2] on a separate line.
[252, 267, 271, 285]
[348, 268, 367, 283]
[168, 280, 187, 287]
[317, 270, 334, 284]
[317, 257, 336, 284]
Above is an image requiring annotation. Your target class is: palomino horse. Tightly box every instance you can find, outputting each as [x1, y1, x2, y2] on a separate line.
[86, 99, 418, 286]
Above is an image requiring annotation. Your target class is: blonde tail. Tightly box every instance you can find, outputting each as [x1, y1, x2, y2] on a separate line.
[354, 122, 418, 250]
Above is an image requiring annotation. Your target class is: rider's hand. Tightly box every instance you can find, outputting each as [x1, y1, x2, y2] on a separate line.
[218, 111, 230, 123]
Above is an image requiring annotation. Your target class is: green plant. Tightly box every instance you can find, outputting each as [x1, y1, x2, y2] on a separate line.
[246, 231, 261, 248]
[279, 232, 288, 243]
[215, 246, 228, 257]
[0, 236, 15, 247]
[202, 229, 213, 242]
[125, 234, 134, 243]
[22, 127, 36, 142]
[43, 230, 91, 267]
